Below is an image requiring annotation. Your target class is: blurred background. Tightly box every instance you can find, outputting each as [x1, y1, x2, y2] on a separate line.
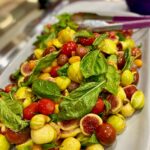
[0, 0, 149, 74]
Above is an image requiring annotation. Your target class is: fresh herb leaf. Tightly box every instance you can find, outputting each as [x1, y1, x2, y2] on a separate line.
[117, 32, 125, 41]
[57, 63, 69, 76]
[32, 79, 61, 101]
[122, 48, 133, 71]
[80, 50, 107, 78]
[105, 65, 120, 95]
[25, 51, 59, 85]
[75, 30, 93, 38]
[0, 92, 28, 131]
[81, 133, 99, 147]
[49, 114, 61, 123]
[59, 80, 106, 120]
[42, 142, 58, 150]
[93, 34, 108, 46]
[103, 100, 111, 113]
[34, 32, 56, 49]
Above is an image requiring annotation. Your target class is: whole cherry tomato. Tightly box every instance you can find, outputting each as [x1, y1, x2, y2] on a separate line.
[38, 98, 55, 115]
[4, 84, 16, 93]
[61, 41, 77, 57]
[92, 98, 105, 114]
[78, 37, 95, 46]
[50, 66, 60, 77]
[5, 128, 30, 145]
[96, 123, 116, 146]
[23, 102, 38, 120]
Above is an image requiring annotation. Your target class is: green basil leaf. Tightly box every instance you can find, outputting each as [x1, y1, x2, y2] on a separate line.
[93, 34, 108, 46]
[57, 63, 69, 76]
[122, 48, 133, 71]
[80, 133, 99, 147]
[59, 80, 106, 120]
[0, 94, 28, 131]
[32, 79, 61, 101]
[42, 142, 58, 150]
[103, 100, 111, 113]
[75, 30, 93, 38]
[80, 50, 107, 78]
[25, 51, 59, 85]
[117, 32, 125, 41]
[105, 65, 120, 95]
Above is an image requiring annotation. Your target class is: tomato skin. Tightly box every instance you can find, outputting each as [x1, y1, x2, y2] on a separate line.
[4, 84, 16, 93]
[50, 66, 60, 77]
[92, 98, 105, 114]
[38, 98, 55, 115]
[61, 41, 77, 57]
[78, 37, 95, 46]
[5, 128, 30, 145]
[23, 102, 38, 120]
[96, 123, 116, 146]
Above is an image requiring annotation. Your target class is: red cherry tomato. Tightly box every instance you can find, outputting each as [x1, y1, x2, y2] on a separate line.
[78, 37, 95, 46]
[61, 41, 77, 57]
[92, 98, 105, 114]
[5, 128, 30, 145]
[96, 123, 116, 146]
[4, 84, 16, 93]
[50, 66, 60, 77]
[38, 98, 55, 115]
[23, 102, 38, 120]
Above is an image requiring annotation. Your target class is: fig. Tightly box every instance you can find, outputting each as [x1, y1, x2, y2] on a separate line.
[20, 61, 34, 77]
[80, 114, 103, 136]
[121, 102, 135, 117]
[60, 128, 81, 139]
[131, 47, 142, 59]
[132, 70, 139, 85]
[117, 51, 125, 70]
[107, 95, 123, 114]
[107, 115, 126, 134]
[124, 85, 137, 100]
[57, 119, 79, 131]
[131, 90, 145, 109]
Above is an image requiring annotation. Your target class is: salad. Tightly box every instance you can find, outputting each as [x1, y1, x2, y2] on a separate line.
[0, 13, 145, 150]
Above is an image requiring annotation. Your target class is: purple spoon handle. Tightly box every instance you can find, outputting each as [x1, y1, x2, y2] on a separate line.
[72, 12, 150, 22]
[79, 19, 150, 32]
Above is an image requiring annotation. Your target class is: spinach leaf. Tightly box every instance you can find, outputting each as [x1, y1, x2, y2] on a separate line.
[34, 32, 56, 49]
[116, 32, 125, 41]
[80, 50, 107, 78]
[32, 79, 61, 101]
[25, 51, 59, 85]
[93, 34, 108, 46]
[81, 133, 99, 146]
[42, 142, 58, 150]
[0, 93, 28, 131]
[59, 80, 106, 120]
[105, 65, 120, 95]
[122, 48, 133, 71]
[57, 63, 69, 76]
[75, 30, 93, 38]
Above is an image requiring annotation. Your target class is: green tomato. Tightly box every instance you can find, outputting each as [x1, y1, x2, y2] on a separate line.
[16, 139, 33, 150]
[67, 61, 83, 83]
[60, 137, 81, 150]
[0, 134, 10, 150]
[55, 76, 71, 91]
[86, 144, 104, 150]
[98, 39, 117, 54]
[121, 70, 134, 86]
[31, 124, 56, 144]
[117, 86, 126, 101]
[121, 102, 135, 117]
[131, 90, 145, 109]
[107, 115, 126, 134]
